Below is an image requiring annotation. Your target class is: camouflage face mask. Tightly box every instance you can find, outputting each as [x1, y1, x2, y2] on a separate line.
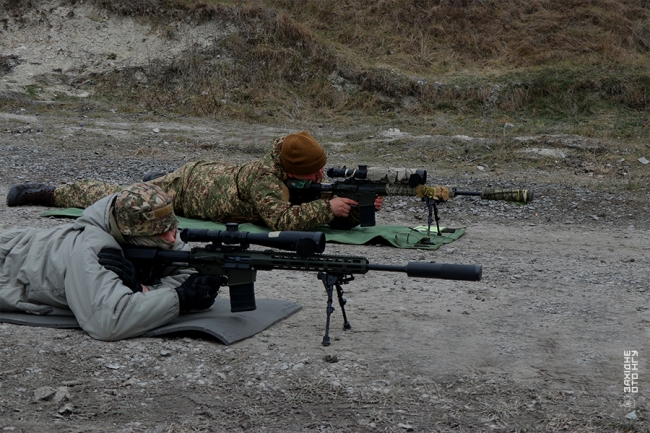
[123, 234, 176, 250]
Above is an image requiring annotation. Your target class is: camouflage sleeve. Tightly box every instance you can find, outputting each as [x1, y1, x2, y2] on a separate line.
[251, 174, 335, 231]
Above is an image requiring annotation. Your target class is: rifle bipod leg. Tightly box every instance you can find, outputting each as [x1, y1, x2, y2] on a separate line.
[317, 272, 353, 346]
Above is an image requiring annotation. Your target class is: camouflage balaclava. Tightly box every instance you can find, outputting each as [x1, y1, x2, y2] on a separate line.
[113, 183, 178, 237]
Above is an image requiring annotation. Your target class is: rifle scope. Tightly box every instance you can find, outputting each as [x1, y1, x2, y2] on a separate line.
[366, 262, 482, 281]
[327, 165, 427, 187]
[180, 226, 326, 258]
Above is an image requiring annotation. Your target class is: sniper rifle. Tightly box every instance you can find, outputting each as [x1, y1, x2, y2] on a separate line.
[122, 224, 482, 345]
[287, 164, 534, 230]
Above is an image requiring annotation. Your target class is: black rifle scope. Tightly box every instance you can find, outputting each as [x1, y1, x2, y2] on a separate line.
[180, 225, 326, 258]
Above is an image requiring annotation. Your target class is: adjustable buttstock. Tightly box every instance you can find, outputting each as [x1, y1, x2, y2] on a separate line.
[405, 262, 482, 281]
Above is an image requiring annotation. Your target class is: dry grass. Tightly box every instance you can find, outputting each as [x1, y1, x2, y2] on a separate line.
[6, 0, 649, 144]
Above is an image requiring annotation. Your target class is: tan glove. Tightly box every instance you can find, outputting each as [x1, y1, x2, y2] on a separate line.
[414, 185, 450, 201]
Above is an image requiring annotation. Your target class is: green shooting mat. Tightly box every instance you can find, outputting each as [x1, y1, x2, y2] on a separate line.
[42, 208, 465, 250]
[0, 298, 302, 345]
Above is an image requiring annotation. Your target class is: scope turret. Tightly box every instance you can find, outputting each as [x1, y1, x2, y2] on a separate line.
[180, 227, 326, 258]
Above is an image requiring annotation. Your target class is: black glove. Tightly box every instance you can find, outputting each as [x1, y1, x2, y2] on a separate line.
[175, 274, 222, 312]
[98, 248, 142, 292]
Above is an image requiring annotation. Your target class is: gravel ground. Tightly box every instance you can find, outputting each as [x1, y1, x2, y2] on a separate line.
[1, 1, 649, 431]
[0, 108, 648, 433]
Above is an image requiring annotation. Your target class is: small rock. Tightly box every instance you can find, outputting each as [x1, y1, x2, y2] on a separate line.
[477, 166, 484, 171]
[34, 386, 56, 401]
[625, 410, 637, 420]
[638, 157, 649, 165]
[53, 387, 70, 404]
[397, 423, 414, 431]
[160, 350, 171, 357]
[58, 403, 74, 415]
[153, 128, 160, 133]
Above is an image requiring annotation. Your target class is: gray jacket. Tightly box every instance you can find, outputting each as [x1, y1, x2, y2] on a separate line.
[0, 194, 187, 341]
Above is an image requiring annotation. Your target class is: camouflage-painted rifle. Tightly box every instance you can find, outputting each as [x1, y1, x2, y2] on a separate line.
[122, 224, 482, 345]
[286, 164, 533, 230]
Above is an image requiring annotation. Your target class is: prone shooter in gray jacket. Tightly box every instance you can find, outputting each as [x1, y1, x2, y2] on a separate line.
[0, 183, 221, 341]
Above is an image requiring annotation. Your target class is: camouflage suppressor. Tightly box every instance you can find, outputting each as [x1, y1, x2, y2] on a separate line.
[122, 225, 482, 345]
[414, 185, 534, 204]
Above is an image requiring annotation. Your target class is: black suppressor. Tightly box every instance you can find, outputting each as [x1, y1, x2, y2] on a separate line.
[366, 262, 482, 281]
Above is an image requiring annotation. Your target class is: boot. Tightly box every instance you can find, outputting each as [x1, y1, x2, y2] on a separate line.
[142, 171, 168, 182]
[6, 183, 56, 207]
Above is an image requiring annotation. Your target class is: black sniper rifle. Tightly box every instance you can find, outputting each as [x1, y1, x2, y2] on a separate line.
[122, 224, 482, 345]
[286, 164, 534, 230]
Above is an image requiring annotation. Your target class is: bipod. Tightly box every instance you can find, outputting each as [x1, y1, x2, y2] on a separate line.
[415, 196, 442, 247]
[317, 272, 354, 346]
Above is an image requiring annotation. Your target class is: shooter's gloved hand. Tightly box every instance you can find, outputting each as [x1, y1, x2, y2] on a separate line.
[98, 248, 142, 292]
[175, 274, 221, 312]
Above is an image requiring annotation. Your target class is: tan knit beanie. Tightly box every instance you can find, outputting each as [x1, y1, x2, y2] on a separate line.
[281, 130, 327, 175]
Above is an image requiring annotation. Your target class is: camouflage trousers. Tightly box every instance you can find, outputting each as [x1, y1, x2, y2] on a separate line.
[52, 163, 202, 214]
[53, 180, 123, 208]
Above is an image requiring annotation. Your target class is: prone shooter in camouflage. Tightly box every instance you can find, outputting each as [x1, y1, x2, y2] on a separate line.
[6, 131, 383, 231]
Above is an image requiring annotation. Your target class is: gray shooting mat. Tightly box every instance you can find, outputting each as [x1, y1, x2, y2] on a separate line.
[0, 298, 302, 345]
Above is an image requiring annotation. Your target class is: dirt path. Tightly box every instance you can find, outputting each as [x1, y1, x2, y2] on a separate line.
[0, 107, 648, 432]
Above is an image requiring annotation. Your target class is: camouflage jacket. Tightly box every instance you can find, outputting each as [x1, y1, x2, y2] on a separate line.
[153, 137, 342, 231]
